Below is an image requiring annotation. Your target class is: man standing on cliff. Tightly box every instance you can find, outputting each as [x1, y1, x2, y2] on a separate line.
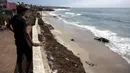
[7, 5, 40, 73]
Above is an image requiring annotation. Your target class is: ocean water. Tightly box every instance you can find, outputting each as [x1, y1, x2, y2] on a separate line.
[50, 8, 130, 64]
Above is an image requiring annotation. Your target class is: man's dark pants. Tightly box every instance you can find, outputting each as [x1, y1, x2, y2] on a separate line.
[16, 43, 32, 64]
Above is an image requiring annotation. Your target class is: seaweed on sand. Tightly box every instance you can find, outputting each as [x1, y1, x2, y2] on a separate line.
[38, 17, 86, 73]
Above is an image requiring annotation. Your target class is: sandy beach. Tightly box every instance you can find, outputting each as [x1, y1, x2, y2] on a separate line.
[41, 11, 130, 73]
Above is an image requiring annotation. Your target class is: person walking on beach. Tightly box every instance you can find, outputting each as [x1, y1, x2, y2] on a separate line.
[7, 5, 40, 73]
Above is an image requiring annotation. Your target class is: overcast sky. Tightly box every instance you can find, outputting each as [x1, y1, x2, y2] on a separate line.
[9, 0, 130, 8]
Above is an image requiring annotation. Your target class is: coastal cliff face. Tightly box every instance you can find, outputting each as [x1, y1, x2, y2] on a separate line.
[38, 17, 86, 73]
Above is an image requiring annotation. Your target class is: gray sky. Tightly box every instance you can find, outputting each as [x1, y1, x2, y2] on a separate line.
[9, 0, 130, 7]
[69, 0, 130, 7]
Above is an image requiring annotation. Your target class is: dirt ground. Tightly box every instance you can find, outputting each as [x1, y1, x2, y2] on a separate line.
[38, 18, 86, 73]
[0, 30, 16, 73]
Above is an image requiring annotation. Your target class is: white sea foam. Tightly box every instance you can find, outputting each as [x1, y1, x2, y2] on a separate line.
[49, 12, 57, 16]
[59, 18, 130, 64]
[65, 12, 75, 15]
[79, 25, 130, 64]
[65, 12, 81, 16]
[54, 9, 70, 11]
[76, 13, 81, 16]
[62, 18, 79, 25]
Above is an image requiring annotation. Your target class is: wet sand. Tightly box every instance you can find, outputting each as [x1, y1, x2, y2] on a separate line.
[42, 11, 130, 73]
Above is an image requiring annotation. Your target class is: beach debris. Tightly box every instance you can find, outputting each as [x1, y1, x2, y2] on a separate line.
[46, 51, 51, 54]
[38, 34, 43, 42]
[57, 52, 60, 54]
[50, 56, 54, 61]
[53, 16, 57, 18]
[85, 61, 95, 67]
[44, 33, 54, 40]
[59, 15, 62, 17]
[47, 24, 54, 30]
[65, 58, 69, 61]
[39, 18, 86, 73]
[94, 37, 109, 43]
[55, 46, 58, 49]
[48, 61, 53, 65]
[71, 39, 75, 41]
[52, 69, 58, 73]
[75, 64, 78, 67]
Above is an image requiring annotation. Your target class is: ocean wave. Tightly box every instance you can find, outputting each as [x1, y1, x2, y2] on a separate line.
[49, 12, 57, 16]
[79, 25, 130, 64]
[54, 9, 70, 11]
[59, 18, 130, 64]
[65, 12, 82, 16]
[59, 17, 79, 24]
[77, 13, 81, 16]
[82, 14, 130, 24]
[65, 12, 75, 15]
